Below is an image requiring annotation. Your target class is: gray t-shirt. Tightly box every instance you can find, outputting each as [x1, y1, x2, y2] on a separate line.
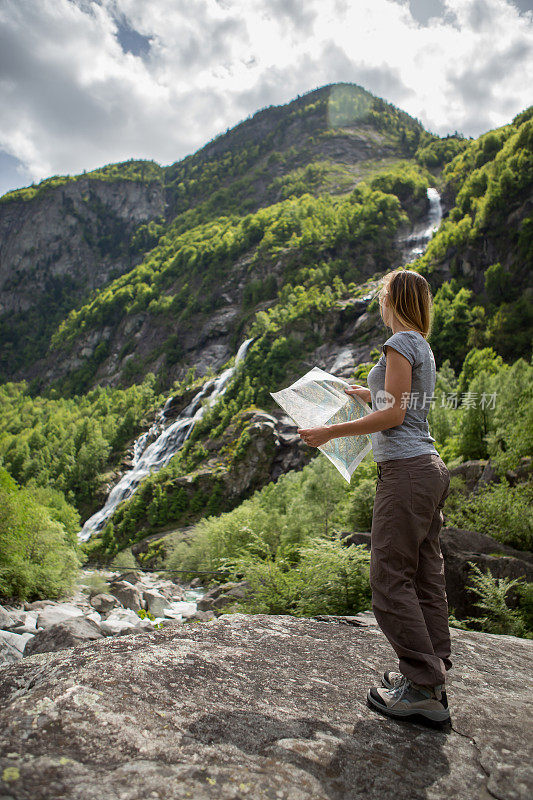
[366, 330, 438, 463]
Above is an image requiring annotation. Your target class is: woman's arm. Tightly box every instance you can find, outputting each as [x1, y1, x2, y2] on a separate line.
[298, 347, 412, 446]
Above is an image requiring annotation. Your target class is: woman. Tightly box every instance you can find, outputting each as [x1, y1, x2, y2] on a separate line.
[297, 268, 451, 725]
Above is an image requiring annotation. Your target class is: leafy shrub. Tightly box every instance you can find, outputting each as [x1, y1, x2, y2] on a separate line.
[456, 370, 498, 460]
[0, 373, 166, 510]
[444, 478, 533, 550]
[415, 135, 469, 168]
[164, 455, 353, 581]
[428, 281, 487, 373]
[440, 474, 469, 520]
[110, 547, 139, 570]
[428, 355, 532, 474]
[137, 608, 163, 629]
[348, 477, 375, 531]
[515, 582, 533, 635]
[0, 467, 85, 601]
[219, 538, 372, 617]
[80, 571, 110, 597]
[459, 562, 530, 637]
[484, 359, 533, 475]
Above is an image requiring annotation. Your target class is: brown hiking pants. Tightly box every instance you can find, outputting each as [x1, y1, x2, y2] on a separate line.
[370, 452, 452, 687]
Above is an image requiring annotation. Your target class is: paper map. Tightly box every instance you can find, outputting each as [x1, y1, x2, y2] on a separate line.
[270, 367, 373, 482]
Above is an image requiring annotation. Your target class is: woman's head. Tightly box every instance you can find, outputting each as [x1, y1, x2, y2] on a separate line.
[378, 268, 433, 337]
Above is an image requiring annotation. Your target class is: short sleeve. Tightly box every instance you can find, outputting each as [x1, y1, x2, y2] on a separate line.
[382, 332, 419, 367]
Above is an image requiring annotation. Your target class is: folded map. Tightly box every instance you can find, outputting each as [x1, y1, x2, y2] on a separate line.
[270, 366, 373, 482]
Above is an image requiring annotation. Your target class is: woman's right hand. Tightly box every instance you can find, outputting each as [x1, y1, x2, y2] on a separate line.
[344, 384, 372, 404]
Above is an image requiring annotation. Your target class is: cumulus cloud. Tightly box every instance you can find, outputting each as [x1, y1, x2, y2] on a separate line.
[0, 0, 531, 196]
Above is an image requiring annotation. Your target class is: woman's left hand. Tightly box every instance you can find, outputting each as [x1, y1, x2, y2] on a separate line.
[297, 426, 331, 447]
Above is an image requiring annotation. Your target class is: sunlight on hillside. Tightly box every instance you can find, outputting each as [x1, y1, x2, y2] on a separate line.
[327, 84, 373, 129]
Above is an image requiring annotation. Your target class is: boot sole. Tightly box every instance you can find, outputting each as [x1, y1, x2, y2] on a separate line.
[367, 689, 451, 725]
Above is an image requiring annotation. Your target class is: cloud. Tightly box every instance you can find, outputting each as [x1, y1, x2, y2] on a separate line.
[467, 0, 498, 30]
[0, 150, 33, 197]
[260, 0, 318, 36]
[0, 0, 531, 195]
[315, 42, 416, 102]
[441, 51, 531, 138]
[390, 0, 460, 28]
[446, 37, 531, 106]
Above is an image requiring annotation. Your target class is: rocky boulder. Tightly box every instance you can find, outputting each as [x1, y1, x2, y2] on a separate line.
[0, 613, 531, 799]
[448, 456, 532, 493]
[98, 609, 153, 637]
[197, 580, 251, 614]
[0, 606, 16, 630]
[23, 599, 60, 610]
[142, 590, 168, 617]
[0, 637, 22, 665]
[107, 580, 145, 612]
[24, 618, 104, 657]
[0, 569, 205, 665]
[439, 528, 533, 619]
[0, 608, 39, 634]
[111, 571, 142, 585]
[186, 609, 216, 622]
[448, 459, 489, 491]
[36, 603, 86, 629]
[89, 593, 121, 615]
[0, 630, 34, 659]
[159, 582, 187, 602]
[10, 613, 39, 635]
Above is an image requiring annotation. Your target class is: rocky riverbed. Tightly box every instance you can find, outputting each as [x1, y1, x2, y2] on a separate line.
[0, 569, 251, 666]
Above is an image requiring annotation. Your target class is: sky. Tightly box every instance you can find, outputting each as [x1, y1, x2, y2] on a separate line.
[0, 0, 532, 197]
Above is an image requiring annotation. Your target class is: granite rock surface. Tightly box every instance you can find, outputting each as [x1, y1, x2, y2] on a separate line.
[0, 612, 531, 799]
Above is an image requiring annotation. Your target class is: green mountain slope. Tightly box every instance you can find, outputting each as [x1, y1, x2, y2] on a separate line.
[417, 105, 533, 367]
[0, 82, 451, 391]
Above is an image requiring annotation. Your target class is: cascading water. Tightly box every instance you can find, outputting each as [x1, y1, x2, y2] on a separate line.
[78, 336, 255, 542]
[400, 187, 443, 263]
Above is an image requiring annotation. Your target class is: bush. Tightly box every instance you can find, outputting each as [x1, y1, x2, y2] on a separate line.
[218, 538, 372, 617]
[109, 547, 139, 571]
[459, 562, 530, 637]
[348, 477, 375, 530]
[444, 478, 533, 550]
[164, 455, 353, 580]
[79, 571, 110, 597]
[456, 370, 498, 460]
[440, 474, 469, 520]
[485, 358, 533, 475]
[0, 467, 85, 601]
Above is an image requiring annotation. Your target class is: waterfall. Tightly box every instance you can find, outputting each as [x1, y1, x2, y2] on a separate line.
[78, 336, 255, 542]
[400, 187, 443, 263]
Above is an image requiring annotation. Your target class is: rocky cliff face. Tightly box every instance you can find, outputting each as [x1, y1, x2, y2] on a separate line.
[426, 191, 532, 297]
[0, 177, 166, 383]
[0, 612, 531, 799]
[0, 178, 165, 316]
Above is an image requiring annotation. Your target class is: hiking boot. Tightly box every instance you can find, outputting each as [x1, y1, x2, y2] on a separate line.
[381, 671, 448, 708]
[367, 678, 450, 723]
[382, 671, 405, 689]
